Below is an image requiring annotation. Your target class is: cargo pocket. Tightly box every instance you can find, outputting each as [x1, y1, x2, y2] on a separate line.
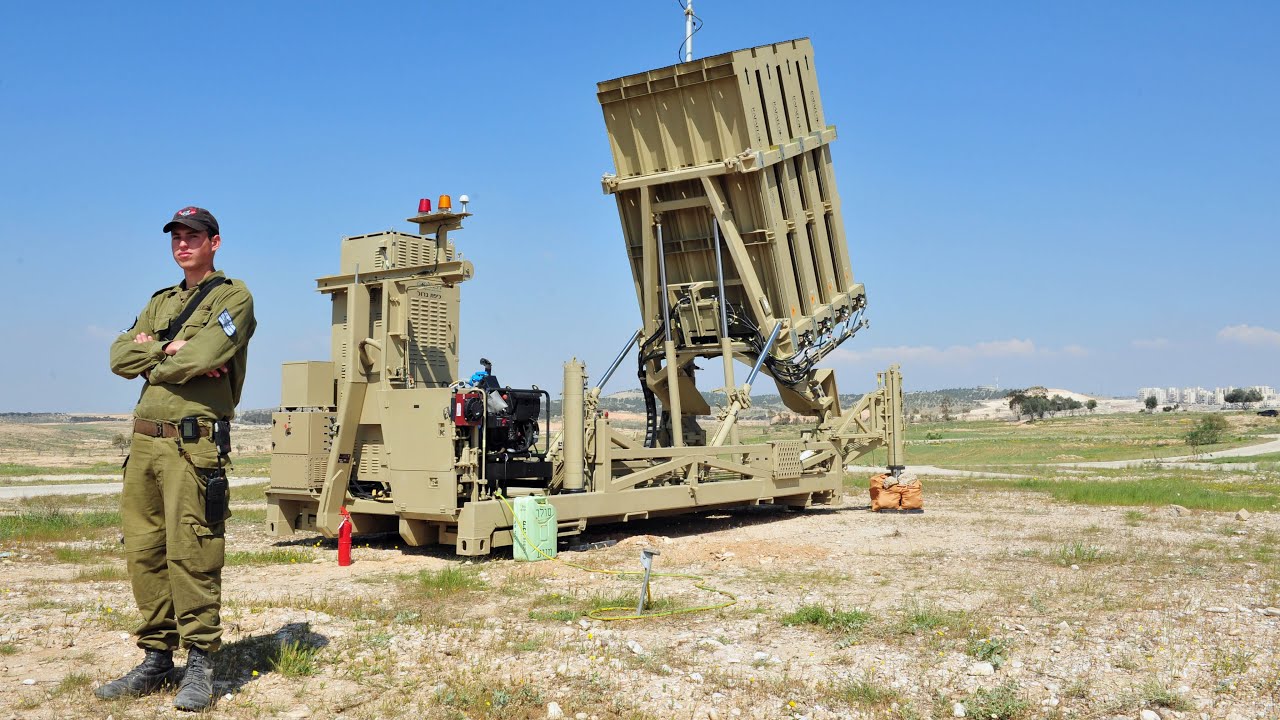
[170, 520, 225, 572]
[180, 442, 231, 524]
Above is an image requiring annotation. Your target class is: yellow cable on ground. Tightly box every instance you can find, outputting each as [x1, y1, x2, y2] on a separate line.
[494, 492, 736, 621]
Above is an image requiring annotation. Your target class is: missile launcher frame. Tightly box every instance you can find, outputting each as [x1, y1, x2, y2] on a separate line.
[265, 38, 907, 556]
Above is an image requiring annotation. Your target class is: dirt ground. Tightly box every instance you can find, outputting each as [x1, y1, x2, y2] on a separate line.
[0, 420, 273, 471]
[1, 481, 1277, 720]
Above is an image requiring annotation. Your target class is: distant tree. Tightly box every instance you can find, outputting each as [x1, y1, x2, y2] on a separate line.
[1224, 388, 1264, 409]
[237, 408, 275, 425]
[1021, 396, 1050, 420]
[1144, 396, 1158, 412]
[1085, 399, 1098, 413]
[1047, 395, 1083, 417]
[111, 433, 130, 456]
[940, 396, 953, 422]
[1185, 415, 1228, 450]
[1006, 390, 1025, 417]
[1007, 388, 1058, 421]
[1046, 395, 1063, 418]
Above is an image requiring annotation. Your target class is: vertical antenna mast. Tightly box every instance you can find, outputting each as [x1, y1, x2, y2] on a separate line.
[684, 1, 694, 62]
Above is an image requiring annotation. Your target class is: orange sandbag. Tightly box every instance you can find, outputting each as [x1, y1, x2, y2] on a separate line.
[897, 479, 924, 510]
[869, 473, 924, 511]
[869, 474, 900, 511]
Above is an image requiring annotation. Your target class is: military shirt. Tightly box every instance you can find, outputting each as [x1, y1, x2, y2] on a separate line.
[109, 271, 256, 422]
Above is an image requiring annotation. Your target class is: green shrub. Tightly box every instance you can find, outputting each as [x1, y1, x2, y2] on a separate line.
[781, 604, 871, 633]
[271, 640, 320, 677]
[964, 682, 1029, 720]
[833, 676, 900, 708]
[1054, 541, 1105, 566]
[413, 566, 487, 599]
[966, 636, 1013, 668]
[1185, 415, 1228, 448]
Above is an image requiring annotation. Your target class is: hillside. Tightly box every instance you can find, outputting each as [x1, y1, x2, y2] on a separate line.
[235, 387, 1135, 425]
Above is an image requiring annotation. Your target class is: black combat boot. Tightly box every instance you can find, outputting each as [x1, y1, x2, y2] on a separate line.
[93, 648, 175, 699]
[173, 647, 215, 712]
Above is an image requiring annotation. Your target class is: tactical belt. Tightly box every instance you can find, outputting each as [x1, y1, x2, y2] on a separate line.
[132, 418, 210, 439]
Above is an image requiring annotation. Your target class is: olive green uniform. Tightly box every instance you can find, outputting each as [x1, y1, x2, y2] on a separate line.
[109, 271, 255, 653]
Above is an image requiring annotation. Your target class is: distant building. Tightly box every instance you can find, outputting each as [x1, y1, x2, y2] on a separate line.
[1181, 386, 1212, 404]
[1137, 387, 1165, 404]
[1134, 384, 1279, 407]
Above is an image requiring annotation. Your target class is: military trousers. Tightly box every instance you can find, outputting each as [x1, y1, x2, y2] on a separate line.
[120, 431, 230, 653]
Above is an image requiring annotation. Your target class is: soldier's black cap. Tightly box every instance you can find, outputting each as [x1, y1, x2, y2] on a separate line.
[163, 206, 219, 236]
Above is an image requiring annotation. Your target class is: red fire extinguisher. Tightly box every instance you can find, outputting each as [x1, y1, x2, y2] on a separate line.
[337, 506, 353, 567]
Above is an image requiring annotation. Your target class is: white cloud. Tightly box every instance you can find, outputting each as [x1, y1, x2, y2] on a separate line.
[972, 339, 1037, 357]
[829, 338, 1095, 366]
[1218, 324, 1280, 348]
[830, 338, 1038, 366]
[1131, 338, 1170, 350]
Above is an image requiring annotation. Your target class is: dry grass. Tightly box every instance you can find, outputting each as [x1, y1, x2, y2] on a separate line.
[3, 412, 1279, 719]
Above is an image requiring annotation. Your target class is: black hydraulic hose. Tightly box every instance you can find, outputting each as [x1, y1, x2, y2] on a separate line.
[641, 362, 658, 448]
[637, 297, 686, 448]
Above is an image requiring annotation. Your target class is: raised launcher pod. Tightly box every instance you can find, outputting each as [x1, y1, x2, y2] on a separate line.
[598, 38, 868, 430]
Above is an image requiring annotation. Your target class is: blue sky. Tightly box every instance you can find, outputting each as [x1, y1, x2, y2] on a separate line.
[0, 1, 1276, 412]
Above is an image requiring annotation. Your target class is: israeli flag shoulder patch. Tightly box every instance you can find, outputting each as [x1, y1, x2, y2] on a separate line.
[218, 310, 237, 337]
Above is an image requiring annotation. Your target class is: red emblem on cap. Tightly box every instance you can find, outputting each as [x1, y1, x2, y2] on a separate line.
[178, 207, 198, 216]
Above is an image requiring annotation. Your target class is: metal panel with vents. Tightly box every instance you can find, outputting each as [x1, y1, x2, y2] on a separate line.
[407, 284, 458, 388]
[354, 430, 384, 481]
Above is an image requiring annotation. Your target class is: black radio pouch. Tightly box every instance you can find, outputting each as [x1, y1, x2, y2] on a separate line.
[205, 419, 232, 524]
[204, 470, 228, 525]
[212, 420, 232, 457]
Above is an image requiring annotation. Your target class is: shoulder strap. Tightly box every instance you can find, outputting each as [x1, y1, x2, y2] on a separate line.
[158, 278, 232, 341]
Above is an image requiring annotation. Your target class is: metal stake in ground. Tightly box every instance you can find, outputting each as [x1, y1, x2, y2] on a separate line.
[637, 548, 660, 614]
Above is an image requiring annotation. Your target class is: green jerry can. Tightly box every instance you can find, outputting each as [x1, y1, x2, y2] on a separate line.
[513, 495, 558, 562]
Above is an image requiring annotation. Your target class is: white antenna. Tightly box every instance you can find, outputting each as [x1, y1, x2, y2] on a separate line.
[684, 1, 694, 62]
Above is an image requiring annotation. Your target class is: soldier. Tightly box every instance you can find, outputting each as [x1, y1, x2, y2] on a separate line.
[99, 206, 256, 712]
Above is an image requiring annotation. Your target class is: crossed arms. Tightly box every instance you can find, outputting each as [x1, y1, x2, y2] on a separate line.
[109, 288, 254, 385]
